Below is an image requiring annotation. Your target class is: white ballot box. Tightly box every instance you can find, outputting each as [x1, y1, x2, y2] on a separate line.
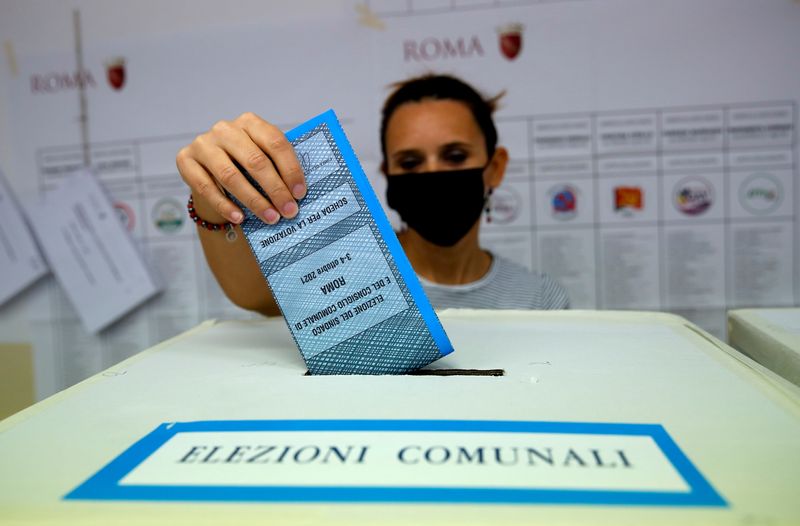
[1, 310, 799, 525]
[728, 308, 800, 387]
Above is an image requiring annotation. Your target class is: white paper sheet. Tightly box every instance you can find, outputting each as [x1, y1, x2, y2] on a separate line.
[0, 169, 48, 306]
[24, 170, 161, 333]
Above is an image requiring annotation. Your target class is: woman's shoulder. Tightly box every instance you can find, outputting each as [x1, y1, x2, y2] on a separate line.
[490, 255, 570, 309]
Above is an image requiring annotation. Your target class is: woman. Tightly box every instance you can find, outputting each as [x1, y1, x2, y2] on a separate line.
[177, 74, 568, 316]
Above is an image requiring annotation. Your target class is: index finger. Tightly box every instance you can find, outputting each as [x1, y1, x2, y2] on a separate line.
[237, 113, 307, 200]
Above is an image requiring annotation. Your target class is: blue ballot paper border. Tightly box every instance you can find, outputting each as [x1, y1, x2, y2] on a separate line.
[284, 110, 452, 359]
[65, 420, 726, 507]
[231, 110, 453, 373]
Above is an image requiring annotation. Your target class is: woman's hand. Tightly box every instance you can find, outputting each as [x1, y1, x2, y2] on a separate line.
[176, 112, 307, 225]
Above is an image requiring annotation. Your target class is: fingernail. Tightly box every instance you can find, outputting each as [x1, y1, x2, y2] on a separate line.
[282, 201, 298, 218]
[231, 211, 243, 223]
[263, 209, 280, 224]
[292, 183, 306, 199]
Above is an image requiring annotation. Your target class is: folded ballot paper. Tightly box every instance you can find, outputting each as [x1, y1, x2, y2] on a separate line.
[234, 110, 453, 374]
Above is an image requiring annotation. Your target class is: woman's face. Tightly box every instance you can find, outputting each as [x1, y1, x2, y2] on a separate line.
[384, 99, 489, 175]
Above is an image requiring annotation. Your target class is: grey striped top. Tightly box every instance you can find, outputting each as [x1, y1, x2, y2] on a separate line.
[419, 255, 569, 310]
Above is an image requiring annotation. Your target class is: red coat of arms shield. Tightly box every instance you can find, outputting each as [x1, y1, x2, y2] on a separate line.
[497, 23, 524, 61]
[105, 57, 126, 90]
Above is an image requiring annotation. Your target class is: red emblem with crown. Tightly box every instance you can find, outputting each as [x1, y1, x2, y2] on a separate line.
[105, 57, 126, 91]
[497, 23, 524, 61]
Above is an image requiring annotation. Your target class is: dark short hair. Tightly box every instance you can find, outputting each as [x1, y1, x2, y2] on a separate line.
[380, 74, 504, 165]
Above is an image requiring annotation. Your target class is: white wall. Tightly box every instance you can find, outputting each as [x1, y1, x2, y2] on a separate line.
[0, 0, 338, 339]
[1, 0, 798, 400]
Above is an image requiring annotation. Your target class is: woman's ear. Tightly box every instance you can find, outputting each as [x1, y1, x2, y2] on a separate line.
[484, 147, 509, 189]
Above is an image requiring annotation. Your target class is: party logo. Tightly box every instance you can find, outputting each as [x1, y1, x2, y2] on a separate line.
[152, 198, 184, 234]
[548, 184, 578, 220]
[105, 57, 126, 91]
[488, 186, 521, 224]
[674, 177, 713, 216]
[614, 186, 643, 217]
[497, 23, 524, 61]
[113, 201, 135, 232]
[739, 173, 782, 215]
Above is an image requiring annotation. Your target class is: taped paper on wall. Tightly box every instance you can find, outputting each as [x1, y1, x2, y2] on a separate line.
[24, 170, 162, 333]
[0, 169, 47, 306]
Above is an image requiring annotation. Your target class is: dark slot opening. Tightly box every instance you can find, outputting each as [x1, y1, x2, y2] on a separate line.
[407, 368, 505, 376]
[304, 368, 505, 377]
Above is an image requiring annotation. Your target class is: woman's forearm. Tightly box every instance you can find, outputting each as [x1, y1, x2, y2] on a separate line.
[193, 194, 280, 317]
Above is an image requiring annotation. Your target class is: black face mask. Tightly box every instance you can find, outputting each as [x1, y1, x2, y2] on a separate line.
[385, 167, 487, 247]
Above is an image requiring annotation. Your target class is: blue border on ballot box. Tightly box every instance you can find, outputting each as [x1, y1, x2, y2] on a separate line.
[285, 110, 453, 357]
[65, 420, 726, 506]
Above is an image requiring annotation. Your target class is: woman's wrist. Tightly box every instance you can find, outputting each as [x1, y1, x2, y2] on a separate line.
[189, 193, 229, 224]
[187, 195, 240, 242]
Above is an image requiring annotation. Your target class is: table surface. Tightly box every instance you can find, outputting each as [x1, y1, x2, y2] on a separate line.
[1, 310, 799, 525]
[728, 308, 800, 386]
[729, 308, 800, 341]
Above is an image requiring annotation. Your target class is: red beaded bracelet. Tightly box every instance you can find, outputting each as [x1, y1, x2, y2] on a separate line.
[186, 196, 234, 231]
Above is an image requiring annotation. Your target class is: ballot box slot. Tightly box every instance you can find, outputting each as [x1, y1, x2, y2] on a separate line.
[408, 368, 505, 376]
[303, 368, 505, 377]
